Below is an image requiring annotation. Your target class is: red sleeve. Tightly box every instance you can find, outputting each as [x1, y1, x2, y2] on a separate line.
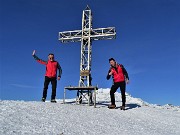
[33, 54, 47, 65]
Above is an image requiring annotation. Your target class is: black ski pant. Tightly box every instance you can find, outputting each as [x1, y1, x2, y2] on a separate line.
[110, 81, 126, 106]
[42, 76, 57, 100]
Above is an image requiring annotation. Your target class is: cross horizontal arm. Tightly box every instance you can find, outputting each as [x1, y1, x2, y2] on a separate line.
[90, 27, 116, 40]
[59, 30, 82, 43]
[59, 27, 116, 43]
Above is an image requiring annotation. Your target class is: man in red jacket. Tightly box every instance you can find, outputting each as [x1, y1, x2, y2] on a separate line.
[32, 50, 62, 103]
[106, 58, 129, 110]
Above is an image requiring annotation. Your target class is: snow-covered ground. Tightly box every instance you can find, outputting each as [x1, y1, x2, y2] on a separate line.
[1, 88, 180, 135]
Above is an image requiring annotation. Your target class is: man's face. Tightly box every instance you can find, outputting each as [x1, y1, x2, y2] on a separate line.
[48, 54, 54, 61]
[109, 60, 116, 67]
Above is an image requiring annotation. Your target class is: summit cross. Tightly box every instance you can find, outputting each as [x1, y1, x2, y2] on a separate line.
[59, 5, 116, 87]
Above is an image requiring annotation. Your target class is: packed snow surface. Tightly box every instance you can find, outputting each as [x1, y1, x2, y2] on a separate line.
[1, 88, 180, 135]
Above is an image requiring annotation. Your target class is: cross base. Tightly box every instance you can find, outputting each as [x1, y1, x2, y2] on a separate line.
[63, 86, 98, 108]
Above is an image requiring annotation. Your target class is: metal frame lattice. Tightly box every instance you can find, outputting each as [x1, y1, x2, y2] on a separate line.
[59, 5, 116, 88]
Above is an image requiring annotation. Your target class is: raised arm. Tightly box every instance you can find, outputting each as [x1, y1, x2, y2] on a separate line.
[32, 50, 47, 65]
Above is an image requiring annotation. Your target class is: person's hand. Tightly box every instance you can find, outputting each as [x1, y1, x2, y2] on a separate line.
[57, 77, 61, 80]
[32, 50, 36, 56]
[126, 79, 129, 84]
[109, 71, 113, 75]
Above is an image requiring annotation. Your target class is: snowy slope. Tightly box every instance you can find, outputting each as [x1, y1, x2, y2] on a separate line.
[1, 88, 180, 135]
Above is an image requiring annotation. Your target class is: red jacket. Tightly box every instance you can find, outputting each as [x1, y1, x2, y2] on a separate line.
[45, 60, 59, 77]
[107, 63, 129, 83]
[33, 55, 62, 78]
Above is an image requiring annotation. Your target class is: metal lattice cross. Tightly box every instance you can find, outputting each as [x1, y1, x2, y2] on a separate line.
[59, 5, 116, 87]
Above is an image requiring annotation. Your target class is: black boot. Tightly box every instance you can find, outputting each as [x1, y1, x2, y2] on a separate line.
[51, 99, 57, 103]
[41, 98, 46, 102]
[120, 106, 125, 110]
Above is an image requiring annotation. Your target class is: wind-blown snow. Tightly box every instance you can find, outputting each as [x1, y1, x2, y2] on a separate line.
[1, 88, 180, 135]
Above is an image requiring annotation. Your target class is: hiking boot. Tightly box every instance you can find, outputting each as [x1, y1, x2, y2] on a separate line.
[120, 106, 125, 110]
[51, 99, 57, 103]
[108, 104, 116, 109]
[41, 98, 46, 102]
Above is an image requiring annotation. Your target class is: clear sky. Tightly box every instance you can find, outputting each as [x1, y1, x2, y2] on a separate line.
[0, 0, 180, 105]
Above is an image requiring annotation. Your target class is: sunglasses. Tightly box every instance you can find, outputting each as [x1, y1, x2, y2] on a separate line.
[49, 57, 54, 60]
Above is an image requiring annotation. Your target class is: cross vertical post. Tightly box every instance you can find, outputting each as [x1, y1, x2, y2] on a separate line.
[79, 6, 92, 87]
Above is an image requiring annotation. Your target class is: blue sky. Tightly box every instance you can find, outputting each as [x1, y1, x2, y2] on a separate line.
[0, 0, 180, 105]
